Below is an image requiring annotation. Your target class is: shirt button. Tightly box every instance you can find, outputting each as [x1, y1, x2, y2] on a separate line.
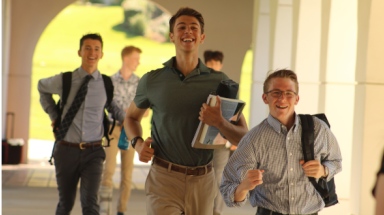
[82, 132, 85, 134]
[290, 168, 293, 171]
[290, 153, 292, 156]
[291, 183, 294, 186]
[292, 197, 294, 200]
[179, 74, 182, 77]
[287, 137, 290, 140]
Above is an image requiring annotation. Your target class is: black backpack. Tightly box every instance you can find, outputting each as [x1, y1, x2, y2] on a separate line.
[299, 114, 338, 207]
[48, 71, 116, 164]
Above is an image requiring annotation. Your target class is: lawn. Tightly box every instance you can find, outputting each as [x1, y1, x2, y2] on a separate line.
[30, 3, 253, 141]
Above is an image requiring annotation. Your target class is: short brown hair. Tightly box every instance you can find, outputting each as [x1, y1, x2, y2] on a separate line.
[121, 46, 142, 60]
[169, 7, 205, 34]
[204, 50, 224, 63]
[80, 33, 103, 50]
[263, 69, 299, 93]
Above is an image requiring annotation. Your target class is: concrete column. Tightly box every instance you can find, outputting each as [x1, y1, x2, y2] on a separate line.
[249, 0, 270, 128]
[323, 0, 358, 203]
[2, 0, 11, 139]
[351, 0, 384, 214]
[293, 0, 321, 114]
[272, 0, 292, 69]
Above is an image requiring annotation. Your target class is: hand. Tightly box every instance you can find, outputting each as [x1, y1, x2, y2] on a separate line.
[230, 145, 237, 151]
[136, 137, 154, 163]
[240, 169, 264, 191]
[300, 160, 325, 178]
[198, 95, 224, 128]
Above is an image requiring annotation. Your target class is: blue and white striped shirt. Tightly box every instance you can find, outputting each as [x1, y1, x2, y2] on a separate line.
[220, 113, 342, 214]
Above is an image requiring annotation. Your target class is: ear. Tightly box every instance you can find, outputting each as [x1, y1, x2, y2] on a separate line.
[294, 94, 299, 105]
[78, 50, 81, 57]
[169, 32, 174, 43]
[262, 93, 268, 104]
[100, 51, 104, 59]
[200, 33, 206, 44]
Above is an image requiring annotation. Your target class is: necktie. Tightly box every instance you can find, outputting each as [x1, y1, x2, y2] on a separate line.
[55, 75, 92, 141]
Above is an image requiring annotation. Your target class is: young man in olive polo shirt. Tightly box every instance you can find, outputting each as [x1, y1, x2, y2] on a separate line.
[124, 7, 248, 215]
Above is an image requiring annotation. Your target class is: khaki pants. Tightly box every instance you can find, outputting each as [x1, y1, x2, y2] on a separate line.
[145, 157, 217, 215]
[101, 125, 135, 212]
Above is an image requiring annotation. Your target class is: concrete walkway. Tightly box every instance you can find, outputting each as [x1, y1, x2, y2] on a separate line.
[2, 159, 349, 215]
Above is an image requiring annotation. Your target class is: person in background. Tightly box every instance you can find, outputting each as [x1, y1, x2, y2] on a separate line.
[373, 150, 384, 215]
[99, 46, 148, 215]
[38, 33, 126, 215]
[204, 50, 237, 215]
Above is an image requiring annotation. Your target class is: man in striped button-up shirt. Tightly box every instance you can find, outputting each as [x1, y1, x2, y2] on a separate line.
[220, 70, 342, 215]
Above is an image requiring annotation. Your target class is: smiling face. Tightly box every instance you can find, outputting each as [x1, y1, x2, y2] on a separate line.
[169, 15, 205, 54]
[78, 39, 103, 72]
[262, 77, 299, 126]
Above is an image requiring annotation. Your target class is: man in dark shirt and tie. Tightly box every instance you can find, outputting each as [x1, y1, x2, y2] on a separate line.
[38, 33, 126, 215]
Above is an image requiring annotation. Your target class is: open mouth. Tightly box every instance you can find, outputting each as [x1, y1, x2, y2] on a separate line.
[88, 57, 96, 60]
[182, 38, 194, 42]
[276, 105, 288, 109]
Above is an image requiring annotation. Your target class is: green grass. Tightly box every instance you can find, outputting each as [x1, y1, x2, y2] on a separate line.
[30, 3, 253, 141]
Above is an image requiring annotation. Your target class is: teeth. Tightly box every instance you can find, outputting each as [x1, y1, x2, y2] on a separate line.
[183, 39, 193, 42]
[89, 57, 95, 59]
[277, 105, 287, 108]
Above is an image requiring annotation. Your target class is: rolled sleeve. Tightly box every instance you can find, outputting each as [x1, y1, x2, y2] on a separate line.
[38, 73, 63, 121]
[319, 121, 342, 181]
[108, 100, 126, 122]
[220, 128, 258, 207]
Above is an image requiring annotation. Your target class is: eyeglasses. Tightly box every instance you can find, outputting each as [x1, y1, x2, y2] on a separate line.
[265, 90, 297, 98]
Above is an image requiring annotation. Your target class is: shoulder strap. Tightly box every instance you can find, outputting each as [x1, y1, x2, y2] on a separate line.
[101, 74, 115, 138]
[61, 72, 72, 107]
[299, 114, 329, 199]
[299, 114, 315, 161]
[102, 74, 114, 107]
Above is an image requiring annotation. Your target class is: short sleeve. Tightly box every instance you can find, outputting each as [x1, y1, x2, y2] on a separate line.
[133, 73, 150, 109]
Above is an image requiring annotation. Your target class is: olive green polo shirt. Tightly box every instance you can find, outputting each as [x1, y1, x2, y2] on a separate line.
[134, 57, 230, 166]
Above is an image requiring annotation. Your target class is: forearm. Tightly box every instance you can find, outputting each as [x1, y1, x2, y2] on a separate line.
[217, 114, 248, 146]
[124, 117, 143, 140]
[234, 183, 248, 202]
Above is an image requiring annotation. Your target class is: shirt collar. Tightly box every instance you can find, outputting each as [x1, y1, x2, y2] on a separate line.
[267, 113, 299, 133]
[116, 70, 136, 83]
[163, 57, 211, 75]
[78, 66, 100, 80]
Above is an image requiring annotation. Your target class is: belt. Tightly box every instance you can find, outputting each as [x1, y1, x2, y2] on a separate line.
[58, 140, 102, 149]
[153, 157, 213, 176]
[257, 207, 318, 215]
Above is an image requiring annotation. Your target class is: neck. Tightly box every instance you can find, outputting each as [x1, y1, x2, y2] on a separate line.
[174, 52, 199, 76]
[281, 115, 295, 131]
[81, 65, 98, 75]
[120, 65, 133, 80]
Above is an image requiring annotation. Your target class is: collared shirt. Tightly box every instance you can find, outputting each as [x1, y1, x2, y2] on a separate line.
[220, 114, 342, 214]
[110, 71, 140, 111]
[134, 57, 230, 166]
[38, 67, 126, 143]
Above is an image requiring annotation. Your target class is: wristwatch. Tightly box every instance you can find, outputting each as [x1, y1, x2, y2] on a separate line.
[322, 165, 329, 178]
[131, 136, 143, 149]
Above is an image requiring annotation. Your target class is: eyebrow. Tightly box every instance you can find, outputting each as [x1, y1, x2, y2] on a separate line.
[176, 22, 199, 26]
[85, 45, 101, 48]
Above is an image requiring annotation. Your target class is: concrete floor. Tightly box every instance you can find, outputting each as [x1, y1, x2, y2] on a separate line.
[2, 159, 349, 215]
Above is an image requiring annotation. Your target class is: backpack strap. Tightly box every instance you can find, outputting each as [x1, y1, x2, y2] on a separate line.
[49, 71, 72, 165]
[101, 75, 115, 146]
[299, 114, 329, 199]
